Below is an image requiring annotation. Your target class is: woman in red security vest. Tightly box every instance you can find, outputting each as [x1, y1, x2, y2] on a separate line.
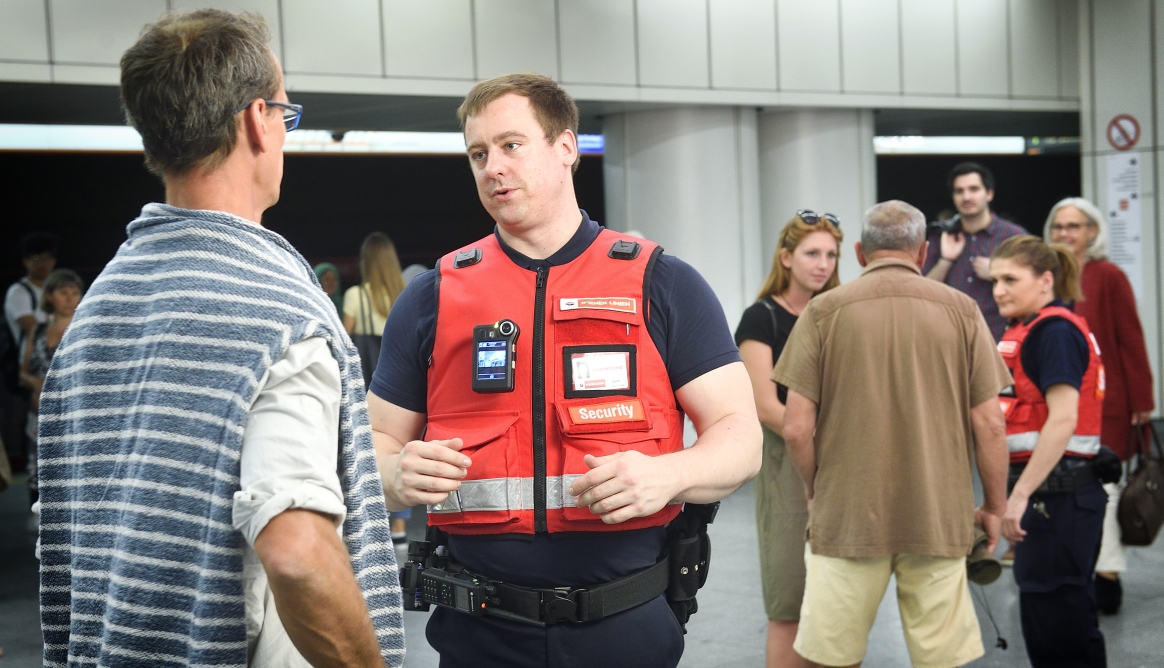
[990, 235, 1107, 668]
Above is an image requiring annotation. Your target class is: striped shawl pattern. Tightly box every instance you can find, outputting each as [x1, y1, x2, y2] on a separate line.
[38, 204, 403, 667]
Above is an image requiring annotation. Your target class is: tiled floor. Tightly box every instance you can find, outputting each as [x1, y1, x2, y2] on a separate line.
[3, 476, 1161, 667]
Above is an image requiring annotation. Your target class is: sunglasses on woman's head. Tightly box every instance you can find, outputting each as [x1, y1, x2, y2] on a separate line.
[797, 209, 841, 227]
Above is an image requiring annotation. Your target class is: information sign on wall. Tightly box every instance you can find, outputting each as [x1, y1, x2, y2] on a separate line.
[1106, 152, 1144, 301]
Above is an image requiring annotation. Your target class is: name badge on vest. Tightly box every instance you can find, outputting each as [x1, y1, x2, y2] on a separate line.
[563, 345, 637, 398]
[560, 297, 637, 314]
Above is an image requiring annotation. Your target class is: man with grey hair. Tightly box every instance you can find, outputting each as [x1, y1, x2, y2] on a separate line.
[37, 9, 401, 667]
[772, 200, 1011, 668]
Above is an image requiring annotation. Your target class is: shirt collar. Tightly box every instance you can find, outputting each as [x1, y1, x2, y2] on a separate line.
[860, 256, 923, 276]
[494, 210, 600, 271]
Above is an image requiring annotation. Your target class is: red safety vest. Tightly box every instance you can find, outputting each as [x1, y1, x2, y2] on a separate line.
[997, 305, 1104, 463]
[425, 229, 685, 535]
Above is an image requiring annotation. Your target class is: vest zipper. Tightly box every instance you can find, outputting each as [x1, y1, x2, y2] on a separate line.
[533, 265, 549, 533]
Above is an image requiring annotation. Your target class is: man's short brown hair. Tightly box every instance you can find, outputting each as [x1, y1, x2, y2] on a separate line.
[457, 73, 580, 172]
[120, 9, 280, 177]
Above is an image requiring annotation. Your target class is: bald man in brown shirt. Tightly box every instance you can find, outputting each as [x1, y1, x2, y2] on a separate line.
[773, 200, 1010, 668]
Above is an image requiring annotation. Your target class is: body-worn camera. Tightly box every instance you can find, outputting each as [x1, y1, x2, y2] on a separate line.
[472, 320, 519, 393]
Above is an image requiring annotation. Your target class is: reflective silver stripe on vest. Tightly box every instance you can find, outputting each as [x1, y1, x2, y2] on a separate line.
[429, 475, 586, 513]
[1007, 432, 1101, 457]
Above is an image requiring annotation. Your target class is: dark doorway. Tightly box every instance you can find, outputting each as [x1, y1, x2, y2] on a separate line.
[876, 154, 1081, 233]
[0, 152, 606, 287]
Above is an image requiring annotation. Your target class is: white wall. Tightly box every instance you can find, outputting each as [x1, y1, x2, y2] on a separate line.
[0, 0, 1079, 111]
[1079, 0, 1164, 412]
[603, 107, 762, 327]
[757, 110, 877, 291]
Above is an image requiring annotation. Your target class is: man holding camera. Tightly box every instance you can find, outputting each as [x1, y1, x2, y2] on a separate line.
[923, 162, 1026, 341]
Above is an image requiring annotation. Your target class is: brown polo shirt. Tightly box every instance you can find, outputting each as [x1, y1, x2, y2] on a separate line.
[772, 256, 1011, 559]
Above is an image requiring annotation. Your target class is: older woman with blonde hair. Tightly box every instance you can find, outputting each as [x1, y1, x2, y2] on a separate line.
[735, 210, 842, 668]
[1044, 197, 1153, 614]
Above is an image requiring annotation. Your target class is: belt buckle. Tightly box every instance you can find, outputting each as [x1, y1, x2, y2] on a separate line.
[542, 588, 584, 625]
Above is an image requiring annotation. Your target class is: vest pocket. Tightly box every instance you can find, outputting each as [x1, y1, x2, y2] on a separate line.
[554, 402, 675, 522]
[424, 410, 520, 526]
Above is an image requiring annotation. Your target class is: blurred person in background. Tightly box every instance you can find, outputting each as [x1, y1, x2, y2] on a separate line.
[990, 235, 1107, 668]
[343, 232, 409, 542]
[5, 232, 57, 346]
[344, 232, 405, 385]
[314, 261, 343, 315]
[20, 268, 83, 530]
[1045, 197, 1153, 614]
[401, 263, 428, 284]
[923, 162, 1025, 341]
[735, 211, 842, 668]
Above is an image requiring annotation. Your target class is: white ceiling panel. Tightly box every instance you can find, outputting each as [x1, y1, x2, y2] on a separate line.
[474, 0, 558, 80]
[560, 0, 637, 85]
[710, 0, 777, 90]
[282, 0, 382, 76]
[841, 0, 900, 93]
[777, 0, 841, 92]
[383, 0, 474, 79]
[1010, 0, 1059, 98]
[50, 0, 166, 65]
[899, 0, 956, 95]
[0, 0, 49, 61]
[956, 0, 1009, 96]
[637, 0, 710, 88]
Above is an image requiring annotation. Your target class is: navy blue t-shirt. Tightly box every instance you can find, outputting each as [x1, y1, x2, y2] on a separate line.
[369, 211, 741, 586]
[1018, 301, 1089, 394]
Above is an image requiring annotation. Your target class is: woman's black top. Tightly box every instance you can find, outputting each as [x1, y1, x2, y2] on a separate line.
[734, 296, 798, 404]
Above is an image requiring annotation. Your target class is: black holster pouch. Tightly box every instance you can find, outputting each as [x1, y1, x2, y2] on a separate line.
[665, 502, 718, 631]
[1093, 445, 1123, 485]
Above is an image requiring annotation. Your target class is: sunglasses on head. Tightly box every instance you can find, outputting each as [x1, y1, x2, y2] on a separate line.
[797, 209, 841, 227]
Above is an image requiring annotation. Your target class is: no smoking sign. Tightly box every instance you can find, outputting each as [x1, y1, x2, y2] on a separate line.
[1107, 114, 1141, 151]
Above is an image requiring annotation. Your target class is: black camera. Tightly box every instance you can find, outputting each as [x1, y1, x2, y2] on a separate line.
[472, 320, 519, 393]
[928, 213, 963, 235]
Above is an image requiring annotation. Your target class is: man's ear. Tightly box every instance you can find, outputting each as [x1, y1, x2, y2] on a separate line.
[242, 99, 273, 154]
[855, 241, 867, 267]
[985, 189, 995, 204]
[915, 240, 929, 268]
[557, 129, 578, 168]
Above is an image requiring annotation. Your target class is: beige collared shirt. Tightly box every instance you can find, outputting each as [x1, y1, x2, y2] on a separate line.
[772, 256, 1011, 559]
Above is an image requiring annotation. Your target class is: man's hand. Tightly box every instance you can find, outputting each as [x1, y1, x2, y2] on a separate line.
[569, 451, 680, 524]
[389, 438, 469, 508]
[940, 231, 966, 261]
[1132, 410, 1153, 426]
[1001, 492, 1029, 544]
[974, 506, 1002, 553]
[970, 256, 991, 280]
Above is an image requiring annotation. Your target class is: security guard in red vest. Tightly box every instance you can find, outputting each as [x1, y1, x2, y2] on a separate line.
[991, 235, 1107, 668]
[367, 74, 762, 668]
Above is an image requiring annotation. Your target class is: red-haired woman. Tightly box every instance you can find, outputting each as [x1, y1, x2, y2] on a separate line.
[735, 210, 842, 668]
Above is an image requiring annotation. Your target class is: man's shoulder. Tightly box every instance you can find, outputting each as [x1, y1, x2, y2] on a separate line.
[993, 216, 1027, 238]
[811, 267, 982, 317]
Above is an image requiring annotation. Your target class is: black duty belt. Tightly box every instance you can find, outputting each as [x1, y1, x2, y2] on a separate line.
[403, 503, 718, 630]
[1009, 457, 1098, 495]
[480, 557, 670, 626]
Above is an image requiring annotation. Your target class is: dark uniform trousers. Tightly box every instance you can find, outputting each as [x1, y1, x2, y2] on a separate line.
[426, 594, 684, 668]
[1013, 481, 1107, 668]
